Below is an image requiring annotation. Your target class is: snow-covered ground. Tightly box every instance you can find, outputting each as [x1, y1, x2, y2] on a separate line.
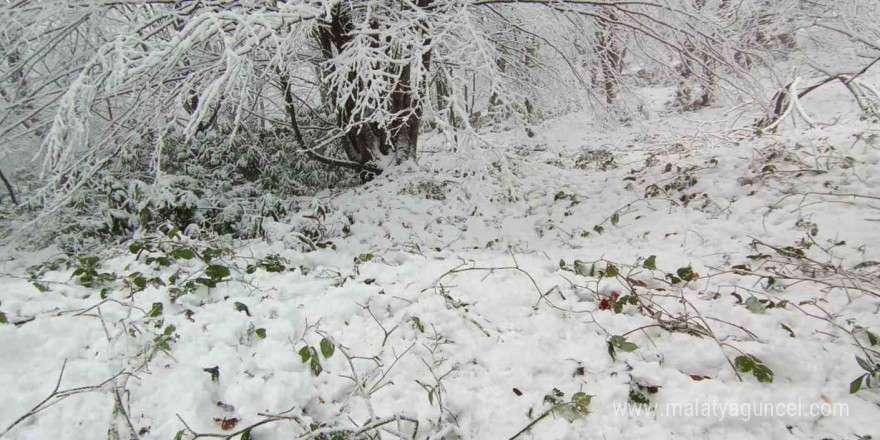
[2, 82, 879, 440]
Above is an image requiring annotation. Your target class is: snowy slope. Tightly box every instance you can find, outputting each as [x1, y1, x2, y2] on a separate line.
[1, 82, 879, 440]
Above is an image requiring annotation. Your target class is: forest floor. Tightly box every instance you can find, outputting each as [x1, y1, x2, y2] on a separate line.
[2, 80, 880, 440]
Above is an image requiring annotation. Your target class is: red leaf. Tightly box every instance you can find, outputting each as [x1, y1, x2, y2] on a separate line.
[599, 299, 611, 310]
[610, 291, 620, 301]
[214, 418, 239, 431]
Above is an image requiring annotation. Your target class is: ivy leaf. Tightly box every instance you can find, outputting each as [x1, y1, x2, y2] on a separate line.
[205, 265, 230, 281]
[643, 255, 657, 270]
[148, 302, 163, 318]
[610, 212, 619, 226]
[850, 374, 865, 394]
[203, 366, 220, 382]
[676, 266, 694, 281]
[255, 328, 267, 339]
[320, 338, 335, 359]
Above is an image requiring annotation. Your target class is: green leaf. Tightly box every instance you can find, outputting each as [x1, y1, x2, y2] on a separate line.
[610, 212, 620, 226]
[255, 328, 267, 339]
[411, 316, 425, 333]
[752, 364, 774, 383]
[610, 335, 638, 352]
[735, 355, 754, 373]
[202, 248, 222, 263]
[129, 242, 144, 254]
[593, 225, 604, 234]
[643, 255, 657, 270]
[320, 338, 335, 359]
[164, 324, 176, 336]
[310, 356, 323, 376]
[571, 392, 592, 414]
[357, 253, 373, 263]
[195, 277, 217, 288]
[628, 390, 650, 405]
[559, 259, 566, 269]
[234, 302, 251, 316]
[604, 264, 619, 278]
[132, 276, 146, 289]
[170, 248, 195, 260]
[205, 265, 230, 281]
[856, 356, 874, 373]
[0, 311, 7, 324]
[299, 346, 312, 362]
[676, 266, 694, 281]
[428, 389, 434, 405]
[867, 331, 879, 346]
[203, 366, 220, 382]
[240, 428, 252, 440]
[850, 374, 865, 394]
[166, 226, 180, 238]
[607, 341, 616, 361]
[148, 302, 164, 318]
[174, 429, 185, 440]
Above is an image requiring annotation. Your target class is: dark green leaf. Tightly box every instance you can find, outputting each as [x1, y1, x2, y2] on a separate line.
[604, 264, 619, 278]
[195, 277, 217, 288]
[240, 428, 252, 440]
[299, 346, 312, 363]
[310, 356, 322, 376]
[753, 364, 774, 383]
[643, 255, 657, 270]
[170, 248, 195, 260]
[320, 338, 335, 359]
[676, 266, 694, 281]
[629, 390, 650, 405]
[234, 302, 250, 316]
[850, 374, 865, 394]
[610, 212, 620, 226]
[255, 328, 267, 339]
[735, 355, 754, 373]
[203, 366, 220, 382]
[148, 302, 163, 318]
[174, 429, 185, 440]
[129, 242, 143, 254]
[205, 265, 230, 281]
[0, 311, 7, 324]
[411, 316, 425, 333]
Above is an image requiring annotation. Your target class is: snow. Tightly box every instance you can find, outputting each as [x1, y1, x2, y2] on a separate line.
[2, 82, 879, 440]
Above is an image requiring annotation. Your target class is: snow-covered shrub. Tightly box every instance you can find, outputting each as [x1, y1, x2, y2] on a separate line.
[34, 130, 358, 251]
